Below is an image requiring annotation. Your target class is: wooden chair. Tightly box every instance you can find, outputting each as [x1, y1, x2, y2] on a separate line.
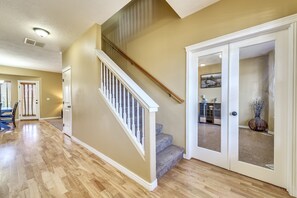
[1, 102, 19, 128]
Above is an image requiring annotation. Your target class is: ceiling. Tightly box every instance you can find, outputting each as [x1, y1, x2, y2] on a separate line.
[166, 0, 220, 18]
[0, 0, 218, 73]
[0, 0, 130, 73]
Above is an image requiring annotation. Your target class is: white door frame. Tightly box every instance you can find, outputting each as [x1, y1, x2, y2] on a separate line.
[62, 66, 72, 136]
[18, 80, 40, 120]
[186, 14, 297, 196]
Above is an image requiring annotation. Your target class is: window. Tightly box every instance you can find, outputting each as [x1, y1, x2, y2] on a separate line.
[0, 81, 12, 108]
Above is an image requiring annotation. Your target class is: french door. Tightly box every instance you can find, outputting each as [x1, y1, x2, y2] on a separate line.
[192, 45, 229, 169]
[192, 30, 288, 187]
[18, 81, 40, 120]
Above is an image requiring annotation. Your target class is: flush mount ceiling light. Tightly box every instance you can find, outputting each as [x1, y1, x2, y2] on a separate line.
[33, 27, 50, 37]
[200, 64, 206, 67]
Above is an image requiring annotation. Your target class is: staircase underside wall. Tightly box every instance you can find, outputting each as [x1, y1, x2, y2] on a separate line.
[62, 24, 154, 184]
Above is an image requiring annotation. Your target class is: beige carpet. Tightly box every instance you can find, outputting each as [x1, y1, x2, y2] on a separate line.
[45, 118, 63, 131]
[198, 123, 274, 169]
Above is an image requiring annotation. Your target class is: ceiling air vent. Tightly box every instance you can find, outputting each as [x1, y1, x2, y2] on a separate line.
[35, 42, 45, 48]
[24, 38, 36, 46]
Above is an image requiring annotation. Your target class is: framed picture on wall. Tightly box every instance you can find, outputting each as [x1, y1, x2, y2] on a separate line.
[200, 73, 221, 88]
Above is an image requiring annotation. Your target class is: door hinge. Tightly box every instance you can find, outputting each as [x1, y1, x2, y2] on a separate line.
[62, 79, 64, 82]
[63, 101, 64, 104]
[63, 123, 65, 127]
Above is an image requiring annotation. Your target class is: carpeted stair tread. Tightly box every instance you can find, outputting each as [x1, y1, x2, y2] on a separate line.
[156, 145, 184, 179]
[156, 133, 173, 154]
[156, 123, 163, 135]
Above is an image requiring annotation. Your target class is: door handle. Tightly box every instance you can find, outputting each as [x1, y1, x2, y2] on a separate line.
[67, 106, 71, 108]
[231, 111, 237, 116]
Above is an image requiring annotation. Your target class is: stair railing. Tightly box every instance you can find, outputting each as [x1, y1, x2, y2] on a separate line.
[96, 50, 159, 158]
[102, 35, 184, 104]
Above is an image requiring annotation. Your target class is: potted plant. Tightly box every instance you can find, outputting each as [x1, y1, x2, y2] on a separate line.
[248, 98, 268, 132]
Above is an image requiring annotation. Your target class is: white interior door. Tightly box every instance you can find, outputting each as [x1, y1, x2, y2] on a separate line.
[18, 81, 40, 120]
[62, 68, 72, 136]
[229, 30, 288, 187]
[192, 45, 229, 169]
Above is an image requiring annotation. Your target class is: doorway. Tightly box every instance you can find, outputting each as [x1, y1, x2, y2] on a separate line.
[18, 80, 40, 120]
[62, 67, 72, 136]
[187, 30, 289, 188]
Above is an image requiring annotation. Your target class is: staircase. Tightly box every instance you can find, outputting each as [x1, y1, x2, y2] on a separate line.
[96, 49, 184, 189]
[156, 123, 184, 179]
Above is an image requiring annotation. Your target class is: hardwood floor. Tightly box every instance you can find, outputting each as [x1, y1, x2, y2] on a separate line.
[0, 121, 292, 198]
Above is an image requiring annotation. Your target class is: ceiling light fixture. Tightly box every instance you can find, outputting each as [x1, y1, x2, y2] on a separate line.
[33, 27, 50, 37]
[200, 64, 206, 67]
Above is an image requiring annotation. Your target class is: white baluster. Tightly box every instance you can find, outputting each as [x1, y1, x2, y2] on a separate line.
[112, 73, 115, 107]
[132, 97, 135, 137]
[136, 102, 140, 142]
[109, 69, 112, 102]
[127, 92, 131, 128]
[123, 86, 126, 123]
[103, 64, 105, 95]
[101, 62, 103, 91]
[119, 82, 122, 117]
[116, 78, 119, 112]
[105, 67, 109, 97]
[141, 107, 145, 146]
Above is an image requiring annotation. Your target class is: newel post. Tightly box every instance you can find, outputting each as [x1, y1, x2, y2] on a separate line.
[144, 108, 157, 183]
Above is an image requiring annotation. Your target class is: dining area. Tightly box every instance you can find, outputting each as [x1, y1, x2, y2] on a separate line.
[0, 102, 18, 132]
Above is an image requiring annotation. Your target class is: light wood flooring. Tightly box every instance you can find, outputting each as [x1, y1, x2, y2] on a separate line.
[0, 121, 292, 198]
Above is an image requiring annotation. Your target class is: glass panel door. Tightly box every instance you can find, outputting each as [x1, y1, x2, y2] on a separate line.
[229, 31, 287, 187]
[192, 45, 229, 169]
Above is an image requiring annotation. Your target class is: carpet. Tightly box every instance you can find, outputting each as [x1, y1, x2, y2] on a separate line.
[198, 123, 274, 169]
[46, 118, 63, 131]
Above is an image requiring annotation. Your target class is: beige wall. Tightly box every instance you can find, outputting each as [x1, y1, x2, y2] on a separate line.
[120, 0, 297, 148]
[62, 24, 153, 182]
[0, 66, 62, 118]
[239, 56, 272, 129]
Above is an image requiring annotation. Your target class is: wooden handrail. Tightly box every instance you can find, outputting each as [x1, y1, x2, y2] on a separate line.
[102, 35, 184, 104]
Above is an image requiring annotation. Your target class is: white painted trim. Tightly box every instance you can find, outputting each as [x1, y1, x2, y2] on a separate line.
[239, 125, 274, 135]
[183, 153, 191, 160]
[40, 117, 61, 120]
[98, 89, 145, 158]
[71, 136, 158, 191]
[62, 66, 71, 73]
[287, 21, 297, 197]
[186, 13, 297, 196]
[96, 50, 159, 112]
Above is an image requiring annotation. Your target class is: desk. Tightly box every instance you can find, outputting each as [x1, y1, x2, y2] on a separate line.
[0, 107, 12, 130]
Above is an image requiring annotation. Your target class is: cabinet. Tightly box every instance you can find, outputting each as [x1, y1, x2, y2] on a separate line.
[199, 103, 221, 125]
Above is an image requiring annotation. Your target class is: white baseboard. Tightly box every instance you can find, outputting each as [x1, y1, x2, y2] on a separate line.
[40, 117, 61, 120]
[183, 153, 191, 160]
[71, 136, 158, 191]
[239, 125, 274, 135]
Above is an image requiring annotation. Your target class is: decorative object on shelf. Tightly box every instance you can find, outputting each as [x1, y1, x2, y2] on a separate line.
[200, 73, 221, 88]
[201, 95, 207, 103]
[248, 98, 268, 132]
